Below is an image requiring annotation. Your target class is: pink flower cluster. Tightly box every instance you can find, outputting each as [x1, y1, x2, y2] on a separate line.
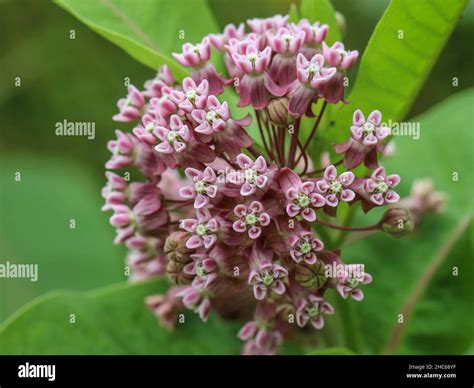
[102, 14, 404, 355]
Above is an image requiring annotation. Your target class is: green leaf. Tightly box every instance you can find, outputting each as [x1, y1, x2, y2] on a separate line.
[329, 0, 468, 142]
[300, 0, 341, 44]
[53, 0, 265, 149]
[55, 0, 220, 77]
[307, 347, 355, 355]
[0, 280, 242, 354]
[343, 89, 474, 354]
[0, 154, 124, 321]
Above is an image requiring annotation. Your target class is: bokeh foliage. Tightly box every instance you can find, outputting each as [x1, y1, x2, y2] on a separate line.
[0, 0, 473, 354]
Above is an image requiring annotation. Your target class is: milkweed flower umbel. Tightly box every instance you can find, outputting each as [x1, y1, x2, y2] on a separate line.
[102, 13, 409, 355]
[334, 109, 390, 169]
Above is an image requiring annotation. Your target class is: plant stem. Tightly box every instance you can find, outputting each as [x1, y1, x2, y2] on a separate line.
[303, 159, 343, 177]
[288, 117, 300, 167]
[248, 144, 264, 159]
[255, 109, 275, 162]
[277, 127, 285, 167]
[295, 134, 309, 174]
[295, 101, 327, 166]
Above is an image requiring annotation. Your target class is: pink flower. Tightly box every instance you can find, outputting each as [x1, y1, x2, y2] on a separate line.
[107, 130, 165, 176]
[191, 96, 230, 135]
[238, 321, 283, 355]
[248, 247, 288, 300]
[209, 23, 246, 51]
[227, 153, 270, 196]
[247, 15, 289, 33]
[146, 287, 183, 330]
[233, 201, 271, 239]
[267, 27, 306, 86]
[153, 114, 216, 169]
[279, 168, 325, 222]
[179, 166, 218, 209]
[113, 85, 145, 122]
[133, 112, 166, 145]
[231, 44, 287, 109]
[322, 41, 359, 69]
[337, 270, 373, 301]
[173, 38, 211, 66]
[101, 171, 127, 211]
[149, 86, 181, 119]
[319, 71, 346, 103]
[224, 34, 266, 79]
[364, 166, 401, 206]
[127, 250, 167, 281]
[191, 96, 253, 160]
[177, 286, 211, 321]
[173, 37, 229, 95]
[154, 115, 190, 154]
[176, 77, 209, 113]
[316, 165, 355, 206]
[143, 65, 175, 98]
[289, 231, 324, 265]
[295, 19, 329, 58]
[296, 294, 334, 329]
[181, 208, 220, 249]
[288, 53, 336, 116]
[334, 109, 391, 169]
[106, 130, 136, 169]
[109, 193, 168, 236]
[183, 253, 218, 289]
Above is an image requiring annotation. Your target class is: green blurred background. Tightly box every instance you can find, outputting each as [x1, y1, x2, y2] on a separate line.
[0, 0, 472, 327]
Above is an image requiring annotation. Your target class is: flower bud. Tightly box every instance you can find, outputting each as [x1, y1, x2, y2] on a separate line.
[164, 231, 194, 284]
[164, 231, 192, 263]
[166, 259, 194, 285]
[295, 260, 327, 289]
[410, 178, 446, 214]
[380, 207, 414, 238]
[267, 97, 291, 126]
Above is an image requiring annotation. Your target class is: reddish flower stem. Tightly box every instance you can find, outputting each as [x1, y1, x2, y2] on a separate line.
[295, 134, 309, 174]
[255, 109, 275, 162]
[248, 144, 264, 159]
[271, 123, 284, 166]
[288, 117, 301, 167]
[302, 159, 343, 177]
[295, 101, 327, 166]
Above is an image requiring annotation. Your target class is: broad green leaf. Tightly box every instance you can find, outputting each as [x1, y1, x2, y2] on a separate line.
[300, 0, 341, 44]
[0, 154, 124, 321]
[342, 89, 474, 354]
[329, 0, 468, 142]
[55, 0, 221, 77]
[0, 280, 242, 354]
[393, 223, 473, 355]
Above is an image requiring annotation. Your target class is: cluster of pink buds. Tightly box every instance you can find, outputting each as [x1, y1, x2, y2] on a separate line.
[102, 14, 410, 355]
